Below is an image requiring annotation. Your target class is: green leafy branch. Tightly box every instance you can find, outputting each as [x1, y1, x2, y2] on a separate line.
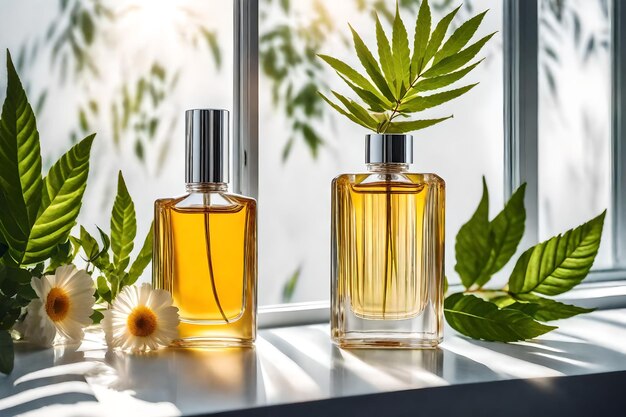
[0, 50, 95, 373]
[75, 172, 153, 322]
[318, 0, 494, 134]
[445, 177, 605, 342]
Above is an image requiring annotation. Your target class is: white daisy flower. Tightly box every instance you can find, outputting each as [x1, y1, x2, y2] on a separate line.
[102, 283, 179, 352]
[20, 265, 96, 346]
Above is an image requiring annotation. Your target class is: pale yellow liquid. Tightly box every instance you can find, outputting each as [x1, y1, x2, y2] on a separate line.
[335, 174, 440, 320]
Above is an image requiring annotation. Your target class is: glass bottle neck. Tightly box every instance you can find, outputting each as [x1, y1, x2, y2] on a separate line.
[185, 183, 228, 193]
[366, 163, 409, 173]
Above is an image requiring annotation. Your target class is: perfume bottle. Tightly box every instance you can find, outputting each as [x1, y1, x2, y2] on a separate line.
[154, 109, 257, 347]
[331, 134, 445, 348]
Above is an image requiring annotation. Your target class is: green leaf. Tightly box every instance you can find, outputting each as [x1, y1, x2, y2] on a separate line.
[392, 4, 410, 95]
[509, 211, 606, 296]
[126, 222, 153, 286]
[433, 10, 488, 65]
[21, 134, 95, 265]
[0, 241, 7, 259]
[96, 275, 111, 303]
[413, 60, 482, 92]
[411, 0, 431, 76]
[507, 294, 594, 322]
[282, 266, 301, 303]
[399, 83, 477, 112]
[0, 51, 43, 261]
[483, 183, 526, 278]
[423, 33, 496, 78]
[444, 293, 556, 342]
[455, 177, 492, 288]
[90, 309, 104, 324]
[80, 226, 100, 260]
[0, 330, 13, 374]
[384, 116, 452, 133]
[375, 13, 395, 92]
[338, 75, 388, 112]
[318, 55, 391, 106]
[111, 171, 136, 272]
[318, 92, 373, 129]
[421, 6, 460, 71]
[332, 91, 378, 130]
[349, 24, 396, 102]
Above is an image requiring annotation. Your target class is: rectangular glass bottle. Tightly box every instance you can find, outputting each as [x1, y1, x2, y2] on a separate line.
[331, 134, 445, 348]
[153, 109, 257, 347]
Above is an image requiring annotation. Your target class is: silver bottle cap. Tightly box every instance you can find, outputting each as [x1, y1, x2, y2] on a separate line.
[365, 134, 413, 164]
[185, 109, 229, 184]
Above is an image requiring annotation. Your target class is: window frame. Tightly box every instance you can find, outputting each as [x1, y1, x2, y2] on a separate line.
[231, 0, 626, 327]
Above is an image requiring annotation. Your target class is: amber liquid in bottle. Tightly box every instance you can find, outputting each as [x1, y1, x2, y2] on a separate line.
[331, 163, 445, 348]
[154, 184, 257, 347]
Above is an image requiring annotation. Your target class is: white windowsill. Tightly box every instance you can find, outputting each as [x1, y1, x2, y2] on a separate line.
[2, 304, 626, 416]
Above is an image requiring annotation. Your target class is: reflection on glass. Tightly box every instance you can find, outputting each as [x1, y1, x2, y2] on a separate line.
[538, 0, 613, 267]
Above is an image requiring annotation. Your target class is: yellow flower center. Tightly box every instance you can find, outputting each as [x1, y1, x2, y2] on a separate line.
[45, 287, 70, 322]
[127, 306, 158, 337]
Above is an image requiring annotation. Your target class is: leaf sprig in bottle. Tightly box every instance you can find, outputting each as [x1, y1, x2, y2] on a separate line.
[318, 0, 495, 134]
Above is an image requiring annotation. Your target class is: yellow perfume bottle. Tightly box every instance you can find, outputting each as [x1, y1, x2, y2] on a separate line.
[331, 134, 444, 348]
[154, 109, 257, 347]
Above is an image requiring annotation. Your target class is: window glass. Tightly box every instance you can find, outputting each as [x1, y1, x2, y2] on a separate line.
[0, 0, 234, 278]
[258, 0, 504, 304]
[537, 0, 613, 268]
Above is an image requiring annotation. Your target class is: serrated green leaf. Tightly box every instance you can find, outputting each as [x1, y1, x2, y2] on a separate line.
[411, 0, 431, 77]
[455, 177, 491, 289]
[338, 75, 388, 112]
[384, 116, 452, 133]
[421, 6, 460, 71]
[332, 91, 378, 130]
[0, 330, 14, 374]
[318, 55, 391, 106]
[126, 222, 153, 286]
[444, 293, 556, 342]
[392, 4, 410, 95]
[413, 60, 482, 92]
[399, 83, 477, 112]
[375, 13, 395, 93]
[483, 183, 526, 278]
[21, 134, 95, 265]
[318, 92, 372, 129]
[349, 24, 396, 102]
[423, 33, 495, 78]
[433, 10, 488, 65]
[0, 51, 42, 261]
[111, 171, 136, 272]
[509, 211, 606, 296]
[80, 226, 100, 260]
[507, 294, 594, 322]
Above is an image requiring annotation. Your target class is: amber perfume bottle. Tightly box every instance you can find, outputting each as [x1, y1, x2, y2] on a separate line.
[154, 109, 257, 347]
[331, 134, 444, 348]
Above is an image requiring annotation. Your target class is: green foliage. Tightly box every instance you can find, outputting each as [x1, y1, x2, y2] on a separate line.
[76, 172, 152, 304]
[455, 178, 526, 289]
[447, 178, 605, 343]
[0, 50, 94, 373]
[509, 211, 605, 295]
[282, 266, 302, 303]
[319, 0, 493, 133]
[444, 293, 556, 342]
